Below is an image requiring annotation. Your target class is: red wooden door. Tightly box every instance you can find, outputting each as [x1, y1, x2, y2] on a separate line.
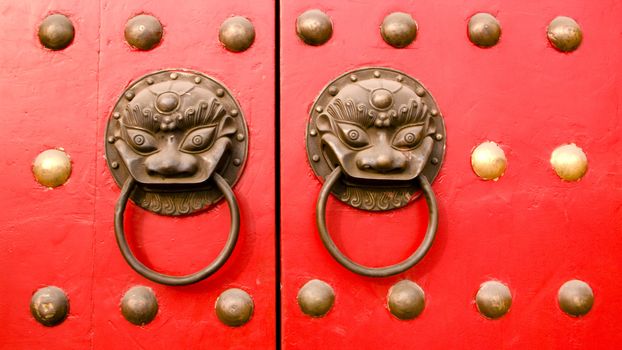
[280, 0, 622, 349]
[0, 0, 275, 348]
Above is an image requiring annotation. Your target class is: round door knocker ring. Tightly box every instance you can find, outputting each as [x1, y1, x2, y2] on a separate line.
[105, 69, 248, 285]
[306, 67, 445, 277]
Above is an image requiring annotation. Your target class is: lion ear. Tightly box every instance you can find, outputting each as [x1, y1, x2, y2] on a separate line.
[316, 113, 333, 133]
[217, 115, 237, 137]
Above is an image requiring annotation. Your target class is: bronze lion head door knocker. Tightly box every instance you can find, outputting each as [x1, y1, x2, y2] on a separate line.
[105, 69, 248, 285]
[306, 67, 446, 277]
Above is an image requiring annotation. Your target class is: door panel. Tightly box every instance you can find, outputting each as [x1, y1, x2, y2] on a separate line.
[280, 0, 622, 348]
[1, 0, 275, 349]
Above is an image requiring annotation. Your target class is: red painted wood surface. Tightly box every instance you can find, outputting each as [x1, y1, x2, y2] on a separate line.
[1, 0, 275, 348]
[280, 0, 622, 349]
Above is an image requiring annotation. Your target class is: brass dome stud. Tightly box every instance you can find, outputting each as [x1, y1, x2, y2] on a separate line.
[124, 14, 163, 51]
[547, 16, 582, 52]
[219, 16, 255, 52]
[550, 144, 587, 181]
[32, 149, 72, 188]
[471, 141, 507, 181]
[297, 279, 335, 317]
[468, 13, 501, 48]
[38, 14, 74, 50]
[558, 280, 593, 317]
[30, 286, 69, 327]
[475, 281, 512, 319]
[296, 9, 333, 46]
[387, 280, 425, 320]
[380, 12, 418, 48]
[215, 288, 254, 326]
[120, 286, 158, 326]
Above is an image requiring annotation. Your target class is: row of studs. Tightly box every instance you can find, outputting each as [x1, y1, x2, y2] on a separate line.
[297, 278, 594, 320]
[30, 141, 588, 189]
[37, 13, 255, 52]
[296, 9, 583, 52]
[471, 141, 588, 181]
[30, 285, 254, 327]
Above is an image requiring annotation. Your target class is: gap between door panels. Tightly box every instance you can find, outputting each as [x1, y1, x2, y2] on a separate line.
[274, 0, 283, 347]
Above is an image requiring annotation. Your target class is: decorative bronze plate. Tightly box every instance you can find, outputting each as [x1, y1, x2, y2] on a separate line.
[306, 67, 446, 211]
[105, 69, 248, 216]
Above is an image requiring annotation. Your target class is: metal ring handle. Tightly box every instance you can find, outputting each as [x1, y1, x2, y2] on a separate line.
[114, 173, 240, 286]
[316, 166, 438, 277]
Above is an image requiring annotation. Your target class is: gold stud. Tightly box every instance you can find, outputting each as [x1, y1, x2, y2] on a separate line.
[32, 149, 72, 188]
[296, 9, 333, 46]
[468, 13, 501, 48]
[38, 14, 75, 50]
[380, 12, 418, 48]
[219, 16, 255, 52]
[30, 286, 69, 327]
[558, 280, 593, 317]
[124, 14, 163, 51]
[120, 286, 158, 326]
[547, 16, 582, 52]
[215, 288, 254, 326]
[550, 144, 587, 181]
[297, 279, 335, 317]
[387, 280, 425, 320]
[471, 141, 507, 180]
[475, 281, 512, 319]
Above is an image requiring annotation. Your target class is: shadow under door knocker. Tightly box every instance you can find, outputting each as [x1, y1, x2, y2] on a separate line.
[306, 67, 446, 277]
[105, 69, 248, 286]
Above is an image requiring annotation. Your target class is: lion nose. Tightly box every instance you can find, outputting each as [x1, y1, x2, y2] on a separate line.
[145, 146, 198, 177]
[356, 149, 407, 173]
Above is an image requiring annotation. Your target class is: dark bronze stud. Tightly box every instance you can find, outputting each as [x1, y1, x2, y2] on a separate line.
[216, 288, 254, 327]
[124, 14, 163, 51]
[558, 280, 593, 317]
[219, 16, 255, 52]
[33, 149, 72, 188]
[296, 9, 333, 46]
[475, 281, 512, 319]
[111, 161, 119, 169]
[120, 286, 158, 326]
[328, 86, 338, 96]
[312, 155, 320, 162]
[236, 133, 245, 141]
[387, 280, 425, 320]
[38, 14, 74, 50]
[30, 286, 69, 327]
[468, 13, 501, 48]
[380, 12, 418, 48]
[297, 279, 335, 317]
[547, 16, 582, 52]
[230, 109, 239, 117]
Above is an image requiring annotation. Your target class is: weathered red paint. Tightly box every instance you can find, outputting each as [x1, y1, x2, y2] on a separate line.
[1, 0, 275, 348]
[280, 0, 622, 348]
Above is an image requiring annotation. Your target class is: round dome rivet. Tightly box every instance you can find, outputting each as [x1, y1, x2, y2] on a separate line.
[415, 87, 425, 96]
[550, 143, 587, 181]
[558, 280, 593, 317]
[121, 286, 158, 326]
[169, 73, 178, 80]
[107, 136, 115, 144]
[471, 141, 507, 181]
[381, 12, 418, 48]
[387, 280, 425, 320]
[476, 281, 512, 319]
[216, 88, 225, 97]
[309, 129, 318, 136]
[350, 75, 357, 82]
[547, 16, 582, 52]
[30, 286, 69, 327]
[297, 279, 335, 317]
[328, 86, 338, 96]
[38, 14, 74, 50]
[312, 155, 320, 162]
[124, 91, 134, 101]
[113, 112, 121, 119]
[146, 78, 154, 85]
[434, 133, 443, 141]
[230, 109, 239, 117]
[194, 77, 202, 84]
[236, 133, 245, 141]
[219, 16, 255, 52]
[431, 157, 439, 165]
[33, 149, 72, 188]
[111, 161, 119, 169]
[124, 14, 163, 51]
[296, 9, 333, 46]
[468, 13, 501, 48]
[216, 288, 254, 327]
[373, 70, 381, 78]
[233, 158, 241, 166]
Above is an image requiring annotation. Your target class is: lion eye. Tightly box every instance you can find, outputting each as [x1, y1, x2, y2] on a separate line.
[335, 121, 370, 149]
[392, 124, 425, 150]
[180, 125, 217, 153]
[125, 126, 158, 154]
